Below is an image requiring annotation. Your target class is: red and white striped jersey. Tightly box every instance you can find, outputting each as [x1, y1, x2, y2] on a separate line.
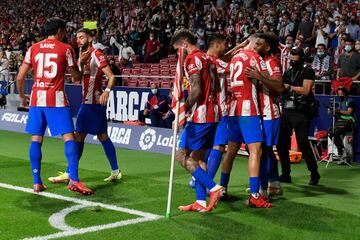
[184, 49, 219, 123]
[80, 48, 108, 104]
[23, 39, 76, 107]
[228, 49, 268, 117]
[208, 55, 228, 118]
[280, 47, 291, 73]
[258, 56, 281, 120]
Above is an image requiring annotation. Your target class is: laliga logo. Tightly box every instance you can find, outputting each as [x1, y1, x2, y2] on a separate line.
[139, 128, 157, 150]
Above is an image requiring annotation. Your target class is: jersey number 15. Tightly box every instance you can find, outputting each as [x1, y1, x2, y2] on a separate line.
[35, 53, 58, 78]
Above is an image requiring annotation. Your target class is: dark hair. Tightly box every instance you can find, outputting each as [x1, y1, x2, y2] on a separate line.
[337, 86, 349, 97]
[257, 33, 279, 55]
[207, 34, 227, 48]
[285, 34, 294, 40]
[170, 29, 197, 45]
[44, 17, 66, 36]
[345, 38, 355, 44]
[77, 28, 93, 36]
[317, 43, 326, 48]
[290, 46, 305, 60]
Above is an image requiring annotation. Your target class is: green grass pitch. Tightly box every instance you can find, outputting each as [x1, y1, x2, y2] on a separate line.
[0, 130, 359, 240]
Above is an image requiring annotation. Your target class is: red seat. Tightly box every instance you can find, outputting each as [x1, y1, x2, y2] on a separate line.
[161, 64, 170, 69]
[161, 80, 171, 88]
[150, 69, 160, 74]
[168, 54, 177, 59]
[160, 59, 169, 65]
[132, 68, 141, 75]
[169, 64, 177, 69]
[161, 69, 171, 75]
[141, 64, 152, 68]
[126, 79, 138, 87]
[138, 79, 148, 87]
[133, 64, 141, 68]
[168, 59, 177, 65]
[122, 68, 132, 75]
[142, 69, 151, 75]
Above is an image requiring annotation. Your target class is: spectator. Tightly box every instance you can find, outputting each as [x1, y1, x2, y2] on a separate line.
[314, 18, 330, 47]
[312, 43, 333, 80]
[108, 58, 122, 86]
[280, 35, 294, 73]
[142, 32, 160, 63]
[355, 40, 360, 53]
[0, 49, 9, 82]
[337, 38, 360, 94]
[110, 37, 135, 68]
[138, 83, 170, 128]
[297, 12, 314, 47]
[347, 15, 360, 41]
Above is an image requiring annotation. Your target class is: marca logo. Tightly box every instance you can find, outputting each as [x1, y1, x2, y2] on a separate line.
[139, 128, 176, 150]
[1, 112, 28, 124]
[93, 126, 132, 145]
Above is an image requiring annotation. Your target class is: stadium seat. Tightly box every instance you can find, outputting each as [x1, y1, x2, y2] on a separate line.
[122, 68, 132, 75]
[161, 69, 171, 75]
[132, 68, 141, 75]
[170, 64, 177, 69]
[161, 80, 171, 88]
[168, 54, 177, 59]
[132, 64, 141, 68]
[150, 69, 160, 74]
[138, 79, 148, 87]
[142, 69, 151, 75]
[168, 59, 177, 65]
[160, 59, 169, 65]
[125, 79, 138, 87]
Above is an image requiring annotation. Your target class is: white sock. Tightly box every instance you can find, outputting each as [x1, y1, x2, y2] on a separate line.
[210, 184, 221, 192]
[196, 200, 207, 208]
[112, 169, 119, 175]
[269, 181, 280, 188]
[251, 192, 260, 199]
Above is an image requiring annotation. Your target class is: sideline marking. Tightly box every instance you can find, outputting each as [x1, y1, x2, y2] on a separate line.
[0, 182, 162, 240]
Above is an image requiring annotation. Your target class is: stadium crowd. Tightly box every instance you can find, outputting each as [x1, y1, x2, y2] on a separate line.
[1, 0, 360, 84]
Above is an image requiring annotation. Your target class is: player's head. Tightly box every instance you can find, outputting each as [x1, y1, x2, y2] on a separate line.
[76, 28, 93, 50]
[171, 29, 198, 56]
[207, 34, 227, 56]
[244, 34, 260, 51]
[254, 33, 278, 57]
[44, 17, 67, 41]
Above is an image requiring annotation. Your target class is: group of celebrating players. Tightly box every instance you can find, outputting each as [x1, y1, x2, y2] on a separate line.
[172, 29, 286, 211]
[17, 17, 299, 211]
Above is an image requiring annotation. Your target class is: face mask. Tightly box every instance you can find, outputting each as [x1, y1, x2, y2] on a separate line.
[355, 45, 360, 51]
[151, 89, 158, 95]
[317, 51, 325, 57]
[357, 13, 360, 17]
[123, 42, 127, 47]
[291, 60, 302, 69]
[285, 43, 292, 49]
[344, 45, 352, 52]
[335, 20, 340, 26]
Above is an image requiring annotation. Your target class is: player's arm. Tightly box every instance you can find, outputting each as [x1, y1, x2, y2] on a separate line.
[16, 63, 32, 106]
[246, 66, 285, 95]
[222, 38, 249, 62]
[99, 66, 116, 106]
[69, 66, 82, 82]
[184, 73, 201, 112]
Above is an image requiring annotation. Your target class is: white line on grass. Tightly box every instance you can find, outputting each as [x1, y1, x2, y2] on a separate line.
[0, 182, 162, 240]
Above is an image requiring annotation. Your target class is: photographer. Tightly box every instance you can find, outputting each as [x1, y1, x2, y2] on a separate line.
[277, 47, 321, 185]
[329, 87, 356, 160]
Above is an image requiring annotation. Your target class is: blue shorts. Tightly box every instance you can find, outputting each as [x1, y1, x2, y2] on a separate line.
[262, 118, 280, 147]
[26, 107, 74, 136]
[228, 116, 263, 144]
[178, 122, 217, 151]
[213, 116, 228, 146]
[76, 104, 108, 135]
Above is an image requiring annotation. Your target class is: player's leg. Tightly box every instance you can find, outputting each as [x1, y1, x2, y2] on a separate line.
[138, 110, 146, 124]
[259, 145, 270, 197]
[149, 109, 160, 127]
[220, 141, 239, 192]
[98, 133, 122, 182]
[240, 116, 271, 208]
[268, 118, 282, 196]
[25, 107, 47, 192]
[46, 107, 93, 195]
[207, 116, 228, 180]
[176, 122, 223, 212]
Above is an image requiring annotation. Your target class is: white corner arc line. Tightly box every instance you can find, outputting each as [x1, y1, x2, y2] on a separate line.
[48, 205, 88, 231]
[0, 182, 162, 240]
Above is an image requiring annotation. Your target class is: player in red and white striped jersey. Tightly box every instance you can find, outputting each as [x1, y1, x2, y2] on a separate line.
[206, 34, 229, 183]
[280, 35, 294, 73]
[171, 29, 223, 212]
[221, 36, 272, 208]
[48, 28, 122, 184]
[17, 18, 92, 195]
[247, 33, 285, 199]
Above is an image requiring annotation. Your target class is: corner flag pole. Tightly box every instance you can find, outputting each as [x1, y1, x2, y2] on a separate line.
[166, 48, 184, 220]
[165, 99, 180, 219]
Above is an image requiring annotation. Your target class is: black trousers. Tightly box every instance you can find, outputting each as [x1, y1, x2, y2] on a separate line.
[329, 120, 353, 155]
[276, 110, 319, 176]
